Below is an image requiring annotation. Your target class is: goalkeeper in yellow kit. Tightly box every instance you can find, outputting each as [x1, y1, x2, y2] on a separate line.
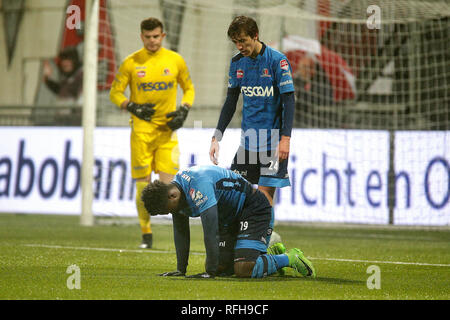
[110, 17, 195, 248]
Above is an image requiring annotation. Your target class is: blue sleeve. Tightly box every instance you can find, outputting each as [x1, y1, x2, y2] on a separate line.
[228, 58, 240, 89]
[189, 176, 218, 214]
[213, 87, 240, 141]
[172, 213, 190, 273]
[280, 91, 295, 137]
[275, 56, 295, 94]
[200, 205, 219, 275]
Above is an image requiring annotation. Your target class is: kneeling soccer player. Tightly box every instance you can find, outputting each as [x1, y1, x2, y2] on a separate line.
[141, 165, 316, 279]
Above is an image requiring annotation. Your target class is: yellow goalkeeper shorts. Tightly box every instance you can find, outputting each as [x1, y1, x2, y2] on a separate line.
[130, 126, 180, 179]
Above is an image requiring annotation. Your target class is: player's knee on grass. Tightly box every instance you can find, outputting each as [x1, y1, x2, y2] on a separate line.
[234, 261, 256, 278]
[218, 262, 234, 276]
[233, 248, 260, 278]
[235, 255, 277, 278]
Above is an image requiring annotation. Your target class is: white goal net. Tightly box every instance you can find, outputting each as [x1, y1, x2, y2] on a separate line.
[87, 0, 449, 225]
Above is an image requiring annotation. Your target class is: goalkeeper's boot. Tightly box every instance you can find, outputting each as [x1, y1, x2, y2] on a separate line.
[267, 242, 287, 275]
[138, 233, 153, 249]
[287, 248, 316, 278]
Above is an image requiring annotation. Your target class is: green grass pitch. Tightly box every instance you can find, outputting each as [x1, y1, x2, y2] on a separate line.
[0, 213, 449, 300]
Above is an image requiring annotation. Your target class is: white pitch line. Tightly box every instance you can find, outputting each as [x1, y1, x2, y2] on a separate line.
[23, 244, 204, 255]
[24, 244, 450, 268]
[310, 257, 450, 267]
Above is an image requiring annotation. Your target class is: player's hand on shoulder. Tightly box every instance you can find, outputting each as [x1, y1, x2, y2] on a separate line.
[126, 102, 156, 121]
[166, 104, 190, 131]
[159, 270, 185, 277]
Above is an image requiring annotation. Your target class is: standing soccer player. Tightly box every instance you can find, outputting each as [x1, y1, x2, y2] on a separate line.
[209, 16, 295, 237]
[110, 17, 195, 248]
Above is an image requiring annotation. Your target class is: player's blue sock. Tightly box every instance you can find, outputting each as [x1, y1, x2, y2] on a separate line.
[251, 254, 289, 278]
[272, 254, 289, 268]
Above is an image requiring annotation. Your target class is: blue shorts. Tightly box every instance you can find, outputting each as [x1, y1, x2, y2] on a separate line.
[230, 146, 291, 188]
[217, 189, 273, 272]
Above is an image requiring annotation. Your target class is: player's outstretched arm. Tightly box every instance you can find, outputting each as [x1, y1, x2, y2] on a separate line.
[172, 213, 190, 275]
[197, 205, 220, 278]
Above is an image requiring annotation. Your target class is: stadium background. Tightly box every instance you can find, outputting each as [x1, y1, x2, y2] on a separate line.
[0, 0, 448, 226]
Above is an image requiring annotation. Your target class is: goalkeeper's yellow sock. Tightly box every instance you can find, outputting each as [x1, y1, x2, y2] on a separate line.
[136, 181, 152, 235]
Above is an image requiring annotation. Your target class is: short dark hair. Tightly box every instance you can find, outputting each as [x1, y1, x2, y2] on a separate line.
[58, 46, 81, 70]
[140, 17, 164, 33]
[141, 180, 171, 215]
[227, 16, 259, 40]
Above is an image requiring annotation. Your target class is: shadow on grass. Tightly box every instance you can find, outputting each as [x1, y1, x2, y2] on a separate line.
[162, 275, 365, 285]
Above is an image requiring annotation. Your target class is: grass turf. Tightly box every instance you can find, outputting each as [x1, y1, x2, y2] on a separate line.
[0, 213, 449, 300]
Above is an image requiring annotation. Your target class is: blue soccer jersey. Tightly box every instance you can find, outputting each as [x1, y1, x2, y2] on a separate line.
[228, 43, 295, 152]
[172, 165, 252, 227]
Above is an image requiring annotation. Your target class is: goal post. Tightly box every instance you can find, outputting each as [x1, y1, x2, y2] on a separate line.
[80, 0, 99, 226]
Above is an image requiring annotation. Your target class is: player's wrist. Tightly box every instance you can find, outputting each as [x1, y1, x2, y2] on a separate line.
[211, 136, 222, 144]
[122, 100, 131, 110]
[212, 129, 223, 142]
[180, 105, 189, 115]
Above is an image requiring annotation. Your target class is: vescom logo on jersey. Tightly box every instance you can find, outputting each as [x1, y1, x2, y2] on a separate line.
[241, 86, 274, 97]
[137, 81, 174, 91]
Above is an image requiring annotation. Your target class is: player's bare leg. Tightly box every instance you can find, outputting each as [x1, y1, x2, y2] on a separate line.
[257, 185, 275, 206]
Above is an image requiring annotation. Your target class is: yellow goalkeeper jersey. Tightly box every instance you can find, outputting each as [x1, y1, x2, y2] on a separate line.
[110, 47, 195, 131]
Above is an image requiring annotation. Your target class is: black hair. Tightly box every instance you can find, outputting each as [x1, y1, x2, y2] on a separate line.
[141, 180, 171, 216]
[58, 46, 81, 72]
[140, 17, 164, 33]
